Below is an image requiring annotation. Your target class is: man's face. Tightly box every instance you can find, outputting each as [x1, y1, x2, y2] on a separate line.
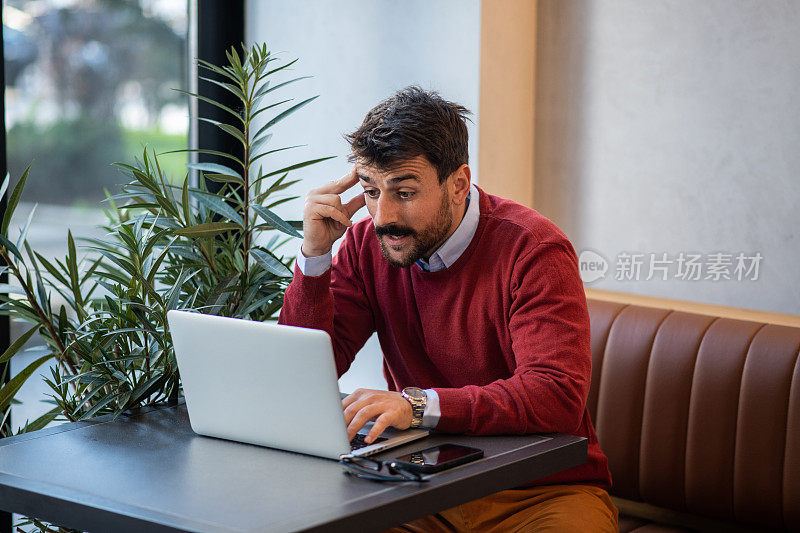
[357, 156, 458, 268]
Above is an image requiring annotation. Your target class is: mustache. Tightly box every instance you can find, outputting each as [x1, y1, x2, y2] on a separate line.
[374, 224, 415, 238]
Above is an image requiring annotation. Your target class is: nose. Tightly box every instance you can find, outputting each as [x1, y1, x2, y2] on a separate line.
[372, 195, 399, 227]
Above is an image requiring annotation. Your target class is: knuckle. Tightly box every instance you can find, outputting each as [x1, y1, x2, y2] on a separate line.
[352, 411, 370, 425]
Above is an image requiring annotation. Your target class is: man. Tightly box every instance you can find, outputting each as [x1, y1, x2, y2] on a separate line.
[279, 87, 617, 531]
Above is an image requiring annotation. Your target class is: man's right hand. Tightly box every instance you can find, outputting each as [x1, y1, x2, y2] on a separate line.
[301, 166, 366, 258]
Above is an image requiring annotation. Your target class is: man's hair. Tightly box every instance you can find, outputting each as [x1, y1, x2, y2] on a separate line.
[345, 86, 471, 184]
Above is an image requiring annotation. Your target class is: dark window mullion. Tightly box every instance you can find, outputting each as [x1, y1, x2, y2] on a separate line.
[1, 5, 13, 532]
[196, 0, 246, 194]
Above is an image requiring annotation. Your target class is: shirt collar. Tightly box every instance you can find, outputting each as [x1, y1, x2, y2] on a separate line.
[416, 183, 480, 272]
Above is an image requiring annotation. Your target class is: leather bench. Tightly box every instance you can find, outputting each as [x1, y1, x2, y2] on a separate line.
[586, 297, 800, 532]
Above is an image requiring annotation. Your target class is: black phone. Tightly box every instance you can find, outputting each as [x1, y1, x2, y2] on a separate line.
[390, 444, 484, 474]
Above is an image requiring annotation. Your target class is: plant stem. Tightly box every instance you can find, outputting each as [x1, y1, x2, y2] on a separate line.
[242, 81, 251, 288]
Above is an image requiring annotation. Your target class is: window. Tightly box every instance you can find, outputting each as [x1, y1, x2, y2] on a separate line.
[4, 0, 188, 429]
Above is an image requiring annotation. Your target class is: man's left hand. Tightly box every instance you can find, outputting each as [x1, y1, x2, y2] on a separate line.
[342, 389, 413, 444]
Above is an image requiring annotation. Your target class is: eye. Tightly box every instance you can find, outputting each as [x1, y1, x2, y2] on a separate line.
[364, 189, 379, 199]
[397, 191, 415, 200]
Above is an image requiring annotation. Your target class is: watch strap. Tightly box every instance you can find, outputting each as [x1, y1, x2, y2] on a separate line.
[402, 388, 427, 428]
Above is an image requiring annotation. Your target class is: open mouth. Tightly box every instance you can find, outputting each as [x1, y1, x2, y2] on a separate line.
[384, 234, 410, 246]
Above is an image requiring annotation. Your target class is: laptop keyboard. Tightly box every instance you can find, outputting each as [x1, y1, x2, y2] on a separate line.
[350, 434, 388, 451]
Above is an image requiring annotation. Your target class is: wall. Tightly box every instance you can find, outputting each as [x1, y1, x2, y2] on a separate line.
[247, 1, 481, 390]
[535, 0, 800, 314]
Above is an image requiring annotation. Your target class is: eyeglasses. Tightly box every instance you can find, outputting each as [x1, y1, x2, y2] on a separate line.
[340, 455, 427, 483]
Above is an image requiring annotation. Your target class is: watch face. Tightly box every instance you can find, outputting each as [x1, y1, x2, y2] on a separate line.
[404, 387, 426, 400]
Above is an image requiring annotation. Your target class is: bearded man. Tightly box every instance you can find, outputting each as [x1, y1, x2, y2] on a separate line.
[279, 87, 617, 532]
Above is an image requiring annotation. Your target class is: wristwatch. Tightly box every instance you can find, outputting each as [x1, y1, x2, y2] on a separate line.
[401, 387, 427, 428]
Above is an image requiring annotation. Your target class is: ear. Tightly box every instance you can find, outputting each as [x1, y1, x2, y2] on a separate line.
[449, 164, 471, 205]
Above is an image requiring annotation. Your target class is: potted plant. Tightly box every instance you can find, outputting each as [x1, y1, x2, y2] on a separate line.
[0, 43, 326, 530]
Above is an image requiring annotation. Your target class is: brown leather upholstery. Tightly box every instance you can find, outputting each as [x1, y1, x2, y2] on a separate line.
[587, 299, 800, 531]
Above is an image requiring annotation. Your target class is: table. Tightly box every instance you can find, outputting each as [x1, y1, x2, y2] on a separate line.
[0, 403, 587, 532]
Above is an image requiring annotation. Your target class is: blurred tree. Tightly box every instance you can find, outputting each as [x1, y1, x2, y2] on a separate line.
[5, 0, 187, 204]
[33, 0, 185, 123]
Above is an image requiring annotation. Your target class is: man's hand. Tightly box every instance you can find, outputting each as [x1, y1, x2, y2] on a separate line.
[342, 389, 413, 444]
[302, 166, 366, 258]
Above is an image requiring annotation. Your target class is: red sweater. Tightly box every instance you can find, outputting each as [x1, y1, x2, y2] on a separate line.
[279, 187, 612, 489]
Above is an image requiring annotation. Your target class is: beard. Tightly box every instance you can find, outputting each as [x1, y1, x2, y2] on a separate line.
[374, 189, 454, 268]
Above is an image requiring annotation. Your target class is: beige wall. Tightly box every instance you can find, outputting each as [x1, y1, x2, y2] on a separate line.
[478, 0, 537, 207]
[480, 1, 798, 315]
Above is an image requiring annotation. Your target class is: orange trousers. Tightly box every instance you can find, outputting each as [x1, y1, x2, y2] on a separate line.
[384, 484, 619, 532]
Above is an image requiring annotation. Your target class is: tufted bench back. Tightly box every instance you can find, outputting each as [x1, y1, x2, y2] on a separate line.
[586, 299, 800, 530]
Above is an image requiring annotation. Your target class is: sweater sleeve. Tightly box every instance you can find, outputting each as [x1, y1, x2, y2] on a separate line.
[433, 242, 592, 435]
[278, 228, 376, 377]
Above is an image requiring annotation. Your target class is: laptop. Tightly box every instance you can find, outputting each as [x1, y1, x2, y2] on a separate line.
[167, 310, 429, 459]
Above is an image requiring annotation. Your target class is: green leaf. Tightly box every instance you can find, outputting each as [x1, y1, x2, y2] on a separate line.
[256, 76, 311, 98]
[249, 145, 304, 167]
[263, 57, 299, 79]
[198, 75, 246, 102]
[81, 256, 104, 286]
[0, 353, 53, 412]
[186, 163, 244, 185]
[20, 406, 61, 433]
[181, 175, 191, 225]
[0, 233, 24, 262]
[145, 237, 177, 285]
[198, 117, 246, 145]
[173, 89, 243, 123]
[249, 98, 293, 123]
[251, 205, 302, 238]
[161, 148, 243, 168]
[193, 195, 245, 227]
[166, 268, 197, 310]
[249, 134, 275, 156]
[250, 248, 292, 277]
[67, 231, 82, 308]
[253, 157, 336, 186]
[173, 222, 241, 237]
[265, 196, 300, 210]
[0, 173, 9, 200]
[0, 324, 39, 364]
[35, 252, 70, 287]
[197, 58, 240, 83]
[81, 389, 121, 419]
[256, 178, 301, 204]
[2, 164, 31, 235]
[239, 290, 281, 318]
[127, 374, 167, 407]
[15, 202, 38, 250]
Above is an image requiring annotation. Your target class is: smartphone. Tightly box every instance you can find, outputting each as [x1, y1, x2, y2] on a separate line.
[390, 444, 484, 474]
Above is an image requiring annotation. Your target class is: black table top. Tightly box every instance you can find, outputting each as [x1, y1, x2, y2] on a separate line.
[0, 403, 587, 532]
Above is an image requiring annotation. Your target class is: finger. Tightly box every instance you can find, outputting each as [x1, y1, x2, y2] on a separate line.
[307, 193, 344, 208]
[343, 193, 366, 218]
[342, 389, 368, 420]
[365, 413, 393, 444]
[343, 400, 363, 426]
[315, 167, 359, 195]
[311, 204, 352, 228]
[342, 392, 358, 410]
[347, 404, 381, 441]
[343, 396, 374, 426]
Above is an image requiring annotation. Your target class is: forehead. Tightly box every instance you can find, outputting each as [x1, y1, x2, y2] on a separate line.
[356, 156, 437, 185]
